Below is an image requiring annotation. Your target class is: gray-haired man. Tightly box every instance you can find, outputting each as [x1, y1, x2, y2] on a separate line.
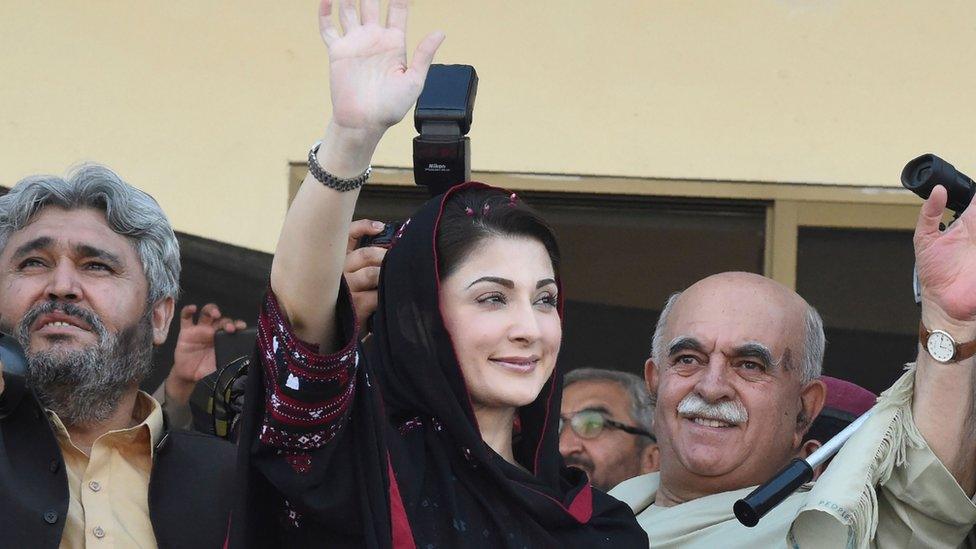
[0, 165, 234, 548]
[612, 258, 976, 545]
[560, 368, 659, 491]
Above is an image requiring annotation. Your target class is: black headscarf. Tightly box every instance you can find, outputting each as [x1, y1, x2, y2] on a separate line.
[234, 183, 646, 548]
[371, 182, 645, 547]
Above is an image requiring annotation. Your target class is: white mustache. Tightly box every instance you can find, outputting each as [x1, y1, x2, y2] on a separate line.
[677, 393, 748, 425]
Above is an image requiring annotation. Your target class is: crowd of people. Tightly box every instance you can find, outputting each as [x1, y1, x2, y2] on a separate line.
[4, 0, 976, 547]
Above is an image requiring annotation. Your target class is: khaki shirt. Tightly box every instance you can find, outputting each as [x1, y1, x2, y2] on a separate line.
[611, 368, 976, 548]
[48, 391, 163, 549]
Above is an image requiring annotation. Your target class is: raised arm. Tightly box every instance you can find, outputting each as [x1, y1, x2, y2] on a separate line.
[912, 185, 976, 496]
[271, 0, 443, 350]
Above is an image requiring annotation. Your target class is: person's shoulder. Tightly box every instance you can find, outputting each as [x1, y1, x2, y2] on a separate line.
[0, 372, 31, 419]
[608, 472, 660, 515]
[150, 430, 237, 545]
[162, 429, 235, 466]
[154, 429, 236, 500]
[167, 428, 234, 450]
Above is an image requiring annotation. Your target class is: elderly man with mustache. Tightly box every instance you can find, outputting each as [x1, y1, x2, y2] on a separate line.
[611, 185, 976, 547]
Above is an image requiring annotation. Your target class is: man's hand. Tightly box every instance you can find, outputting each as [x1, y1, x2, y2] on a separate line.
[912, 184, 976, 495]
[164, 304, 247, 406]
[915, 185, 976, 332]
[345, 219, 388, 328]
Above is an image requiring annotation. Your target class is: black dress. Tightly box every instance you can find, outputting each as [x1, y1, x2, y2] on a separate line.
[231, 183, 648, 548]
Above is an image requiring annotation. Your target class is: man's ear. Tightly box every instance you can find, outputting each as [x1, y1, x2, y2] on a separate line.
[644, 357, 659, 400]
[151, 296, 175, 346]
[639, 442, 660, 475]
[799, 439, 825, 480]
[794, 378, 826, 448]
[799, 439, 821, 460]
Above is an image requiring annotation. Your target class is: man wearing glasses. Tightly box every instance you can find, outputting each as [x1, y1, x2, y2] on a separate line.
[559, 368, 659, 492]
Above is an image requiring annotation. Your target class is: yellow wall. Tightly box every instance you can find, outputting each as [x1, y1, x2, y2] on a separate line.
[2, 1, 975, 253]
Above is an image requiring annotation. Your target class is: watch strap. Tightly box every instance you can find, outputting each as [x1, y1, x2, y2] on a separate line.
[919, 321, 976, 362]
[919, 321, 930, 349]
[958, 336, 976, 362]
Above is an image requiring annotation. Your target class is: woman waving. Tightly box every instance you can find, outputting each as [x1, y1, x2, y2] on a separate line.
[232, 1, 647, 547]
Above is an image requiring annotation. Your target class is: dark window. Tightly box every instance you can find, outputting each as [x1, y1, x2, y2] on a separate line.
[796, 227, 918, 394]
[353, 185, 767, 377]
[147, 233, 271, 391]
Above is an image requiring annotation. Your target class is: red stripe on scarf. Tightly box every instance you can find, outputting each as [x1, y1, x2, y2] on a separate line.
[388, 455, 416, 549]
[567, 483, 594, 523]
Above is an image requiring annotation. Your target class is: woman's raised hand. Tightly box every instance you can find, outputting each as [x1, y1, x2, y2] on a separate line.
[320, 0, 445, 136]
[271, 0, 441, 350]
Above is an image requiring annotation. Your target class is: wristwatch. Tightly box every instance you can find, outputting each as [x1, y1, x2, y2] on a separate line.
[919, 321, 976, 363]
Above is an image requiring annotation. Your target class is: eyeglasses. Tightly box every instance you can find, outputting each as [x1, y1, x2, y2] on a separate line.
[559, 409, 656, 442]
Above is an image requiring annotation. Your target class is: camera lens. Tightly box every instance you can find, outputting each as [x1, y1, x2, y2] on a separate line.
[902, 154, 936, 195]
[901, 153, 976, 214]
[914, 165, 930, 182]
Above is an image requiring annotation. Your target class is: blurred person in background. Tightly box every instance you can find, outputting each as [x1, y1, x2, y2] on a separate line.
[154, 302, 247, 429]
[560, 368, 658, 491]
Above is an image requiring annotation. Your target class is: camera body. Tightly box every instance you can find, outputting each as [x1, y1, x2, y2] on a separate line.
[357, 221, 402, 249]
[358, 66, 478, 248]
[413, 64, 478, 197]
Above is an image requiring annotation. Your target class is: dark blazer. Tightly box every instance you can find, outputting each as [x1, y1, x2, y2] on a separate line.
[0, 373, 236, 549]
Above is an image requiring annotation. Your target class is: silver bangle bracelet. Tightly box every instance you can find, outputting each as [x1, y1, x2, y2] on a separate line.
[307, 141, 371, 192]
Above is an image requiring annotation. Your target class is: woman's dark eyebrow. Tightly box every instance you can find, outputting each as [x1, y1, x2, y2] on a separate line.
[466, 277, 556, 290]
[467, 276, 514, 289]
[536, 278, 556, 289]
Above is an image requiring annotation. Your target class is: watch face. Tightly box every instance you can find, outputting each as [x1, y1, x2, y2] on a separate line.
[927, 330, 956, 363]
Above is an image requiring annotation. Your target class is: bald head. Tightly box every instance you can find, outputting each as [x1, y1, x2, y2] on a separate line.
[691, 272, 805, 308]
[651, 272, 824, 384]
[644, 272, 828, 502]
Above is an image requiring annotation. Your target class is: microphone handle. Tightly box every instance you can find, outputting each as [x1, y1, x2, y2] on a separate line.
[733, 409, 875, 526]
[733, 458, 813, 527]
